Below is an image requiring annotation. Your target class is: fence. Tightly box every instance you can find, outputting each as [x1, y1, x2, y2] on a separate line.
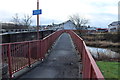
[66, 30, 104, 79]
[1, 30, 63, 78]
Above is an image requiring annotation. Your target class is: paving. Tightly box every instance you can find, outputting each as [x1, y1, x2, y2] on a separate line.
[18, 33, 82, 78]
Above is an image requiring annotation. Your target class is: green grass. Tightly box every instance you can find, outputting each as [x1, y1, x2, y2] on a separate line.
[96, 61, 120, 79]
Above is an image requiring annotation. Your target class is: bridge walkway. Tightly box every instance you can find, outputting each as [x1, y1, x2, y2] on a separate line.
[19, 33, 82, 78]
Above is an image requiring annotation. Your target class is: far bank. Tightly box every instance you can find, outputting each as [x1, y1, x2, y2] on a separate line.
[74, 30, 120, 54]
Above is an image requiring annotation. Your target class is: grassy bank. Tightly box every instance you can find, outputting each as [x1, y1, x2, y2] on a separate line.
[96, 61, 120, 79]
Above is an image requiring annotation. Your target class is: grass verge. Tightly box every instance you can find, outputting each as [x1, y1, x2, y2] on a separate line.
[96, 61, 120, 79]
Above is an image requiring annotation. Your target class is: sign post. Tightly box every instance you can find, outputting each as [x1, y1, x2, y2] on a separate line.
[33, 0, 42, 40]
[37, 0, 40, 40]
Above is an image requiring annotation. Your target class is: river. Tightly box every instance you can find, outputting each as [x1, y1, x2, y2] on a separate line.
[87, 46, 120, 59]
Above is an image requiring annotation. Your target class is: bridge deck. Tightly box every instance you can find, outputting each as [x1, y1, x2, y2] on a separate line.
[19, 33, 82, 78]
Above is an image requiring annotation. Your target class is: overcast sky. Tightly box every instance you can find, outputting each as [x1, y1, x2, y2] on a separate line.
[0, 0, 119, 28]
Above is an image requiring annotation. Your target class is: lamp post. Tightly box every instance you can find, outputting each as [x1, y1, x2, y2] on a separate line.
[37, 0, 40, 40]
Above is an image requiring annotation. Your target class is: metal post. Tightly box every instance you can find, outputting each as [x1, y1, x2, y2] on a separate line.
[37, 0, 40, 40]
[28, 42, 31, 67]
[7, 44, 12, 78]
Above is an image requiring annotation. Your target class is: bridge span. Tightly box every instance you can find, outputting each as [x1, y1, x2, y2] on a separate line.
[20, 33, 81, 78]
[1, 30, 104, 79]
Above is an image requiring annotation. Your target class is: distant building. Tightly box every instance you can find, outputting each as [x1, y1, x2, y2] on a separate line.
[86, 27, 97, 33]
[0, 22, 35, 33]
[62, 20, 76, 30]
[76, 26, 88, 30]
[53, 20, 76, 30]
[108, 21, 120, 32]
[87, 27, 96, 31]
[96, 28, 108, 32]
[0, 22, 28, 29]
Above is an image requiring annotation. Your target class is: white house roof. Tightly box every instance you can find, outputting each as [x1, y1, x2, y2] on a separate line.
[53, 20, 76, 30]
[108, 21, 120, 26]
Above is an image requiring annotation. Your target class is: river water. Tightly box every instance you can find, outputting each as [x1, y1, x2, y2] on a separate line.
[87, 46, 120, 59]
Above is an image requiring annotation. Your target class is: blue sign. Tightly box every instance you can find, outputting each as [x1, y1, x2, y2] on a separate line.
[33, 9, 42, 15]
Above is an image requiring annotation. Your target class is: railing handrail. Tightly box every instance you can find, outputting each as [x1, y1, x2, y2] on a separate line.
[67, 30, 104, 79]
[83, 41, 104, 78]
[0, 31, 57, 45]
[1, 30, 63, 78]
[42, 31, 56, 40]
[0, 40, 39, 45]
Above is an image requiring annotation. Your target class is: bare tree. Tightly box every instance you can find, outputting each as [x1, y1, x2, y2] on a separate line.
[22, 14, 32, 27]
[69, 14, 89, 29]
[11, 13, 21, 25]
[11, 14, 32, 28]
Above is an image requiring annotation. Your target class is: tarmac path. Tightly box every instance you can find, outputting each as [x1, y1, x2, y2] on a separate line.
[19, 33, 81, 78]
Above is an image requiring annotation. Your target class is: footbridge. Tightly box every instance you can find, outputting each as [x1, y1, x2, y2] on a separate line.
[1, 30, 104, 79]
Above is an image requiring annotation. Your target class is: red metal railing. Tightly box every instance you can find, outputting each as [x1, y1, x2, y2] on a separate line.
[1, 30, 63, 78]
[66, 30, 104, 79]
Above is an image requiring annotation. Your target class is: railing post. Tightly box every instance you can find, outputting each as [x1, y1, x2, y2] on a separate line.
[28, 42, 31, 67]
[37, 41, 40, 60]
[90, 64, 93, 78]
[39, 40, 42, 60]
[81, 40, 84, 63]
[7, 44, 12, 78]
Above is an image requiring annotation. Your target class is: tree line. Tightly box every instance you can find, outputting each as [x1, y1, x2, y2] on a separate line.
[11, 13, 89, 29]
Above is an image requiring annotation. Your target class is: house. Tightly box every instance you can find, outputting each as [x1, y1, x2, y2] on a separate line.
[53, 20, 76, 30]
[108, 21, 120, 32]
[62, 20, 76, 30]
